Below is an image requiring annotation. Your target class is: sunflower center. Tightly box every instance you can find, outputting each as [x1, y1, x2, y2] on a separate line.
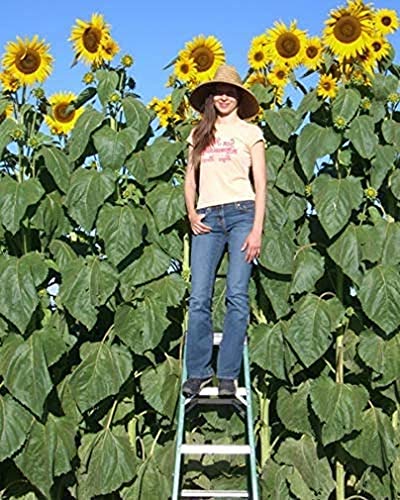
[54, 103, 75, 123]
[16, 49, 41, 75]
[306, 46, 318, 58]
[323, 81, 332, 90]
[276, 70, 286, 79]
[372, 41, 382, 52]
[333, 15, 361, 43]
[381, 16, 392, 26]
[254, 50, 265, 62]
[181, 63, 190, 74]
[276, 33, 300, 59]
[192, 47, 214, 72]
[83, 27, 102, 53]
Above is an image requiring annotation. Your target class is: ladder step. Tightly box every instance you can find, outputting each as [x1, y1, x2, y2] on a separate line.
[181, 489, 249, 498]
[181, 444, 251, 455]
[198, 387, 247, 397]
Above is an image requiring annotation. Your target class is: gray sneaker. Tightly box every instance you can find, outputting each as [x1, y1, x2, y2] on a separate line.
[218, 378, 237, 396]
[182, 377, 212, 397]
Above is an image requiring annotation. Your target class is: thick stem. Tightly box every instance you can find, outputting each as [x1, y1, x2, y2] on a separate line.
[258, 386, 271, 468]
[336, 326, 345, 500]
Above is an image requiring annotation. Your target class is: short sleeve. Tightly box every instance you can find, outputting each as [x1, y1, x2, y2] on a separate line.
[248, 125, 265, 147]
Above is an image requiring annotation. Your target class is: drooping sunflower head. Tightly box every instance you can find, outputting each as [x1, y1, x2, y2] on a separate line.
[323, 0, 374, 60]
[374, 8, 399, 35]
[267, 64, 290, 87]
[69, 13, 117, 67]
[266, 21, 307, 69]
[303, 37, 324, 70]
[2, 35, 53, 86]
[248, 43, 271, 71]
[44, 92, 84, 135]
[183, 35, 225, 82]
[0, 101, 13, 123]
[174, 50, 197, 82]
[317, 73, 339, 99]
[0, 69, 21, 92]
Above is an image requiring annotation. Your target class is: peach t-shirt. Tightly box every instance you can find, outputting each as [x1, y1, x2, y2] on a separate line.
[187, 120, 265, 209]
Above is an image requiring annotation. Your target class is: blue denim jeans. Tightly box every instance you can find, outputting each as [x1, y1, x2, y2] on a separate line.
[186, 200, 254, 380]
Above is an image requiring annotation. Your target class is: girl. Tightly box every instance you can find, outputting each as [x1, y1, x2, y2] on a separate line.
[183, 64, 266, 397]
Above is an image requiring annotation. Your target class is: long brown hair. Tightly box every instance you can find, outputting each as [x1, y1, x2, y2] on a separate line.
[191, 95, 217, 170]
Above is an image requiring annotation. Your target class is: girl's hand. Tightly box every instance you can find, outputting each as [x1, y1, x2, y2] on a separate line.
[189, 212, 212, 235]
[241, 229, 262, 263]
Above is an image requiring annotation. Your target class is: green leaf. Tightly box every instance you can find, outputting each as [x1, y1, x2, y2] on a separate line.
[331, 87, 361, 124]
[145, 273, 187, 307]
[37, 312, 76, 367]
[297, 89, 321, 116]
[296, 124, 341, 179]
[97, 204, 144, 266]
[0, 394, 33, 461]
[265, 145, 285, 184]
[69, 342, 131, 413]
[371, 144, 397, 188]
[275, 435, 335, 497]
[347, 115, 379, 159]
[372, 73, 399, 100]
[260, 460, 292, 500]
[382, 118, 400, 148]
[141, 357, 180, 419]
[60, 256, 118, 330]
[290, 246, 325, 294]
[275, 159, 305, 195]
[328, 223, 363, 285]
[264, 108, 301, 142]
[145, 137, 184, 179]
[122, 95, 151, 131]
[96, 69, 119, 106]
[390, 169, 400, 200]
[276, 383, 313, 435]
[39, 146, 71, 193]
[78, 427, 137, 498]
[358, 329, 400, 385]
[31, 192, 71, 239]
[0, 332, 52, 418]
[171, 87, 186, 113]
[146, 182, 186, 232]
[358, 265, 400, 334]
[0, 253, 47, 333]
[65, 168, 115, 230]
[93, 126, 140, 170]
[15, 415, 76, 498]
[0, 117, 17, 156]
[378, 219, 400, 266]
[69, 106, 104, 161]
[120, 244, 170, 290]
[121, 459, 170, 500]
[261, 226, 296, 274]
[285, 294, 332, 367]
[343, 407, 397, 470]
[312, 174, 363, 238]
[0, 177, 44, 234]
[258, 274, 291, 319]
[49, 239, 77, 269]
[114, 298, 170, 355]
[309, 376, 369, 445]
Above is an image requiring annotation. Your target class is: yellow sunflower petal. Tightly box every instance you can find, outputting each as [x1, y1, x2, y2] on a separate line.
[248, 43, 271, 70]
[174, 50, 197, 82]
[245, 71, 268, 88]
[266, 20, 307, 69]
[183, 35, 225, 81]
[2, 35, 53, 86]
[44, 92, 83, 135]
[317, 73, 338, 99]
[323, 0, 374, 60]
[0, 69, 21, 92]
[267, 64, 290, 87]
[374, 8, 399, 35]
[303, 37, 324, 70]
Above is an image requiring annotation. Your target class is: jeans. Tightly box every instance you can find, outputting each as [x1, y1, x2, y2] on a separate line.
[186, 200, 254, 380]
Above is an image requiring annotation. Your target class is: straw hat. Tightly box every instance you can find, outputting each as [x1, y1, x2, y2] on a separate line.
[189, 64, 259, 120]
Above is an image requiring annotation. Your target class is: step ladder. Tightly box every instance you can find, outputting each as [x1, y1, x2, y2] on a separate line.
[172, 332, 259, 499]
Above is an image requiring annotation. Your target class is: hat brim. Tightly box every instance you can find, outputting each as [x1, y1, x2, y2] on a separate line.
[189, 80, 259, 120]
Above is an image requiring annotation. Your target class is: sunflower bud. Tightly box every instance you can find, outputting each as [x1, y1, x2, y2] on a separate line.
[333, 116, 347, 130]
[27, 136, 39, 149]
[357, 212, 367, 222]
[364, 186, 378, 199]
[387, 92, 400, 104]
[305, 184, 312, 197]
[360, 97, 371, 110]
[121, 54, 134, 67]
[32, 87, 45, 99]
[109, 92, 120, 103]
[11, 127, 24, 140]
[83, 72, 95, 85]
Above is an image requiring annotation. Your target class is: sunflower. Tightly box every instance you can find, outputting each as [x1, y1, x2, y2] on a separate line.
[323, 0, 374, 60]
[317, 73, 338, 99]
[0, 69, 20, 92]
[369, 34, 391, 61]
[357, 48, 378, 74]
[0, 102, 13, 123]
[273, 85, 285, 106]
[245, 71, 268, 88]
[265, 21, 307, 69]
[2, 35, 53, 86]
[267, 64, 290, 87]
[69, 13, 115, 67]
[374, 8, 399, 35]
[183, 35, 225, 81]
[44, 92, 84, 135]
[174, 50, 197, 82]
[303, 37, 324, 70]
[248, 43, 270, 70]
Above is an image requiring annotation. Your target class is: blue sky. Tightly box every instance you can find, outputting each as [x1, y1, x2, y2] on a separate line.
[1, 0, 399, 104]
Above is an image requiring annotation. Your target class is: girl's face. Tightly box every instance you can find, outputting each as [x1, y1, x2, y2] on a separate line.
[212, 83, 239, 117]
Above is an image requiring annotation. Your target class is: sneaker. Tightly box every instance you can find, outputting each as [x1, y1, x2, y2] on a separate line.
[218, 378, 237, 396]
[182, 377, 212, 397]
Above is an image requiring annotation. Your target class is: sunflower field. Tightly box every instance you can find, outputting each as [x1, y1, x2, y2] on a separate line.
[0, 1, 400, 498]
